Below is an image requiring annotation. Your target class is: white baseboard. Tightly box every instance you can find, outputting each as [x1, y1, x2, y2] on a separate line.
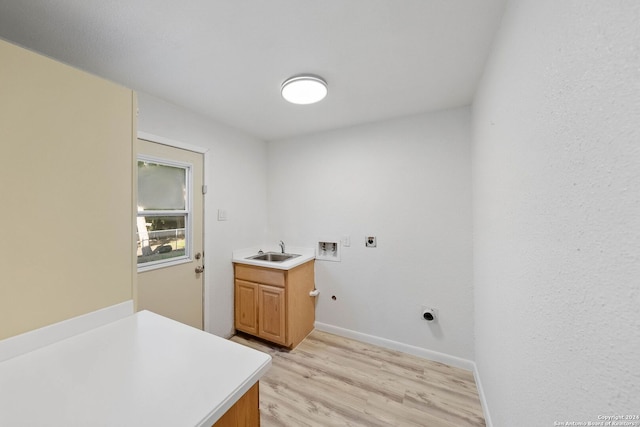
[314, 321, 475, 371]
[472, 362, 493, 427]
[0, 300, 134, 363]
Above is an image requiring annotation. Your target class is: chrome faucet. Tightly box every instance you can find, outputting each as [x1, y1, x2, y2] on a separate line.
[279, 240, 285, 254]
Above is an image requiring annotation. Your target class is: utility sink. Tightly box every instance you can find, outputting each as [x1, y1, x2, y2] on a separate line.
[246, 252, 301, 262]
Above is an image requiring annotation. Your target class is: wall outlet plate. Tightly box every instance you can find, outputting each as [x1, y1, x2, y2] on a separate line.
[366, 236, 377, 247]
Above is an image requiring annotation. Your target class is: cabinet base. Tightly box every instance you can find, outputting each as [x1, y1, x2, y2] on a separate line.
[213, 382, 260, 427]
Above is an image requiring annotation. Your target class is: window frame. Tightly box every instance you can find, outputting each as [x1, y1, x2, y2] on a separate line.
[136, 155, 193, 272]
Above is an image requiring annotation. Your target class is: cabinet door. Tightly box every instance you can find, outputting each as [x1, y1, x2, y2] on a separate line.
[258, 285, 287, 345]
[235, 280, 258, 335]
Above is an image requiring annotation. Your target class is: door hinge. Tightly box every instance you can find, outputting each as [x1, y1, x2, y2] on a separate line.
[202, 185, 208, 195]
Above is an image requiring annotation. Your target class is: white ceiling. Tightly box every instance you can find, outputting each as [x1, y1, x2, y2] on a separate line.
[0, 0, 506, 141]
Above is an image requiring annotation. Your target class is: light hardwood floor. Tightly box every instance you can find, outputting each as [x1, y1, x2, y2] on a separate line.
[230, 330, 486, 427]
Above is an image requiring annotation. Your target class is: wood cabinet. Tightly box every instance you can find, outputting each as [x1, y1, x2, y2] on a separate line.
[212, 382, 260, 427]
[235, 280, 259, 335]
[234, 260, 315, 348]
[258, 284, 286, 344]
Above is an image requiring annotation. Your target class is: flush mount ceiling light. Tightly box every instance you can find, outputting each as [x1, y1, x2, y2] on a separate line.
[281, 75, 328, 105]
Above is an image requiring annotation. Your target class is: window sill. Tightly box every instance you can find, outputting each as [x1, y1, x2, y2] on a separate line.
[137, 256, 191, 273]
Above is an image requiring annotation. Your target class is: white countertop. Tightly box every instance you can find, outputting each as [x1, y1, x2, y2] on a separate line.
[232, 246, 315, 270]
[0, 310, 271, 427]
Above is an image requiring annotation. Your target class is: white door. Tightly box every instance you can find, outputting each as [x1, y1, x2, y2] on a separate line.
[136, 139, 205, 329]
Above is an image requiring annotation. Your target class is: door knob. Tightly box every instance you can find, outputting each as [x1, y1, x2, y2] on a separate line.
[195, 266, 204, 273]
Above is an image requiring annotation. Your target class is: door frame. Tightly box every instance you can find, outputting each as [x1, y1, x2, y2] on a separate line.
[137, 131, 212, 333]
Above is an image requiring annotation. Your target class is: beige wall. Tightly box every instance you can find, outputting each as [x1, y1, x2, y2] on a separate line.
[0, 39, 134, 340]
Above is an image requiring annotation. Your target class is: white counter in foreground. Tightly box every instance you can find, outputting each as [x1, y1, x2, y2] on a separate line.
[0, 310, 271, 427]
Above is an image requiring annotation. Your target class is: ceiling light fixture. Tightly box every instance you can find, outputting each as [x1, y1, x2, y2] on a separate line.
[281, 75, 328, 105]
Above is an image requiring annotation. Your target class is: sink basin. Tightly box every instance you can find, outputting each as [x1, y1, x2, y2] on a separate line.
[246, 252, 301, 262]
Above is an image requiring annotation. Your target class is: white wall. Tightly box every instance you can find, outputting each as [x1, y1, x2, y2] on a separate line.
[137, 92, 268, 337]
[473, 1, 640, 425]
[268, 108, 474, 361]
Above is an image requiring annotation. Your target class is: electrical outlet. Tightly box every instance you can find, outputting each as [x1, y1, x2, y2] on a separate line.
[421, 305, 438, 322]
[366, 236, 377, 247]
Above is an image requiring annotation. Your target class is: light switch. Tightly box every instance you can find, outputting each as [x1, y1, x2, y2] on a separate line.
[217, 209, 228, 221]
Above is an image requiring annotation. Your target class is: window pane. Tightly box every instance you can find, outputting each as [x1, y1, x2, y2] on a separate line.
[138, 161, 186, 210]
[137, 215, 186, 264]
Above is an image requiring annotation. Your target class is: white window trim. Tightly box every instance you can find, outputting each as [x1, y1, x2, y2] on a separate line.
[136, 155, 194, 273]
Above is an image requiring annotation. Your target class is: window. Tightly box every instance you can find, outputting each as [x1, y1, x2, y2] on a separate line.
[136, 157, 192, 269]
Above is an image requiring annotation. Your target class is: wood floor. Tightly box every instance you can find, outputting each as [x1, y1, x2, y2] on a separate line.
[230, 330, 486, 427]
